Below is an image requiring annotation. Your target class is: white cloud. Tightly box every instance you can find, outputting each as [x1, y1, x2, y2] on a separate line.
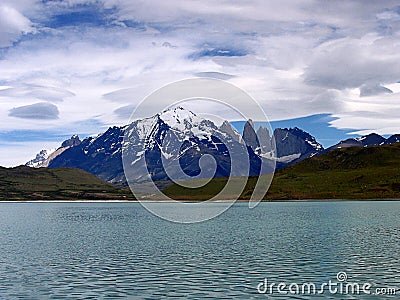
[1, 0, 400, 165]
[0, 4, 34, 47]
[304, 34, 400, 89]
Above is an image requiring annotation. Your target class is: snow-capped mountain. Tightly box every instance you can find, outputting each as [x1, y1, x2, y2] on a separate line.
[26, 135, 81, 168]
[26, 149, 56, 168]
[29, 107, 325, 184]
[122, 107, 256, 183]
[47, 107, 272, 184]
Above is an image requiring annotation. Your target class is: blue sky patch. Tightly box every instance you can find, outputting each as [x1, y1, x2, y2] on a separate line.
[44, 3, 116, 28]
[0, 130, 72, 143]
[190, 47, 248, 59]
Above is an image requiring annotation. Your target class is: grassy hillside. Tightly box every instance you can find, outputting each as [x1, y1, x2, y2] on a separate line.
[0, 166, 134, 201]
[164, 143, 400, 200]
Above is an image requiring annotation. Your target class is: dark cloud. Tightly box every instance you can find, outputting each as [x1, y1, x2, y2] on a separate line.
[9, 102, 59, 120]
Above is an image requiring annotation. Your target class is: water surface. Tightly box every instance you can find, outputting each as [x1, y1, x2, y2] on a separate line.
[0, 201, 399, 299]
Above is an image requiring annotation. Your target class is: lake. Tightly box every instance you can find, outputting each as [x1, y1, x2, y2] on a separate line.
[0, 201, 399, 299]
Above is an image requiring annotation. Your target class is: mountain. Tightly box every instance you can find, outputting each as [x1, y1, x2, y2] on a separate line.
[242, 119, 259, 151]
[124, 107, 265, 183]
[256, 126, 273, 153]
[386, 134, 400, 144]
[49, 126, 125, 184]
[219, 120, 242, 143]
[26, 135, 82, 168]
[328, 133, 400, 151]
[240, 121, 323, 165]
[164, 142, 400, 200]
[48, 107, 272, 185]
[26, 149, 55, 168]
[0, 166, 133, 200]
[273, 127, 323, 164]
[61, 134, 81, 148]
[29, 107, 323, 185]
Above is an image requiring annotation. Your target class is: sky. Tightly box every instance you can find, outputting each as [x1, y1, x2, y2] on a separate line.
[1, 0, 400, 166]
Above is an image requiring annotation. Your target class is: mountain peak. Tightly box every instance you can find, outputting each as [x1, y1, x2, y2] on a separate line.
[246, 119, 255, 128]
[289, 126, 304, 133]
[219, 120, 242, 142]
[159, 106, 196, 117]
[26, 149, 55, 168]
[158, 106, 200, 131]
[356, 133, 385, 146]
[243, 119, 258, 150]
[386, 134, 400, 144]
[61, 135, 81, 148]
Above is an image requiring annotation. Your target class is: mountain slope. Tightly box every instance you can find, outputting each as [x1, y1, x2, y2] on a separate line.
[0, 166, 133, 200]
[26, 135, 82, 168]
[48, 127, 125, 184]
[164, 143, 400, 200]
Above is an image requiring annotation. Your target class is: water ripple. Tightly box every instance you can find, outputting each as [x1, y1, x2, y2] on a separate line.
[0, 202, 399, 299]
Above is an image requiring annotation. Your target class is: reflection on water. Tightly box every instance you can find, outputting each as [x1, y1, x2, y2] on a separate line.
[0, 201, 399, 299]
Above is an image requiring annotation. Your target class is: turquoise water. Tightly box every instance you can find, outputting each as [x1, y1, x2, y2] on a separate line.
[0, 201, 399, 299]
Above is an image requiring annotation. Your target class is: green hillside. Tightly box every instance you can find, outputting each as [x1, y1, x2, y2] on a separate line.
[164, 143, 400, 200]
[0, 166, 134, 201]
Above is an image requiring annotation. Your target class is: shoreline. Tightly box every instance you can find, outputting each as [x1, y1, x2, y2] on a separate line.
[1, 198, 400, 203]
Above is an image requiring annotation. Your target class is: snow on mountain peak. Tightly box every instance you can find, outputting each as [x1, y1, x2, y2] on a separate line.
[129, 115, 159, 140]
[26, 148, 56, 168]
[125, 107, 208, 142]
[158, 106, 201, 131]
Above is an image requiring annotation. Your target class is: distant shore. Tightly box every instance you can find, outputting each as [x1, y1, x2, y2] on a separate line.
[2, 198, 400, 203]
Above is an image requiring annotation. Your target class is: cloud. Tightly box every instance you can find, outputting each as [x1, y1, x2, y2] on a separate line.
[113, 104, 135, 119]
[9, 102, 59, 120]
[103, 88, 144, 103]
[303, 35, 400, 89]
[2, 0, 400, 165]
[359, 83, 393, 97]
[307, 90, 344, 113]
[0, 5, 34, 47]
[0, 84, 75, 102]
